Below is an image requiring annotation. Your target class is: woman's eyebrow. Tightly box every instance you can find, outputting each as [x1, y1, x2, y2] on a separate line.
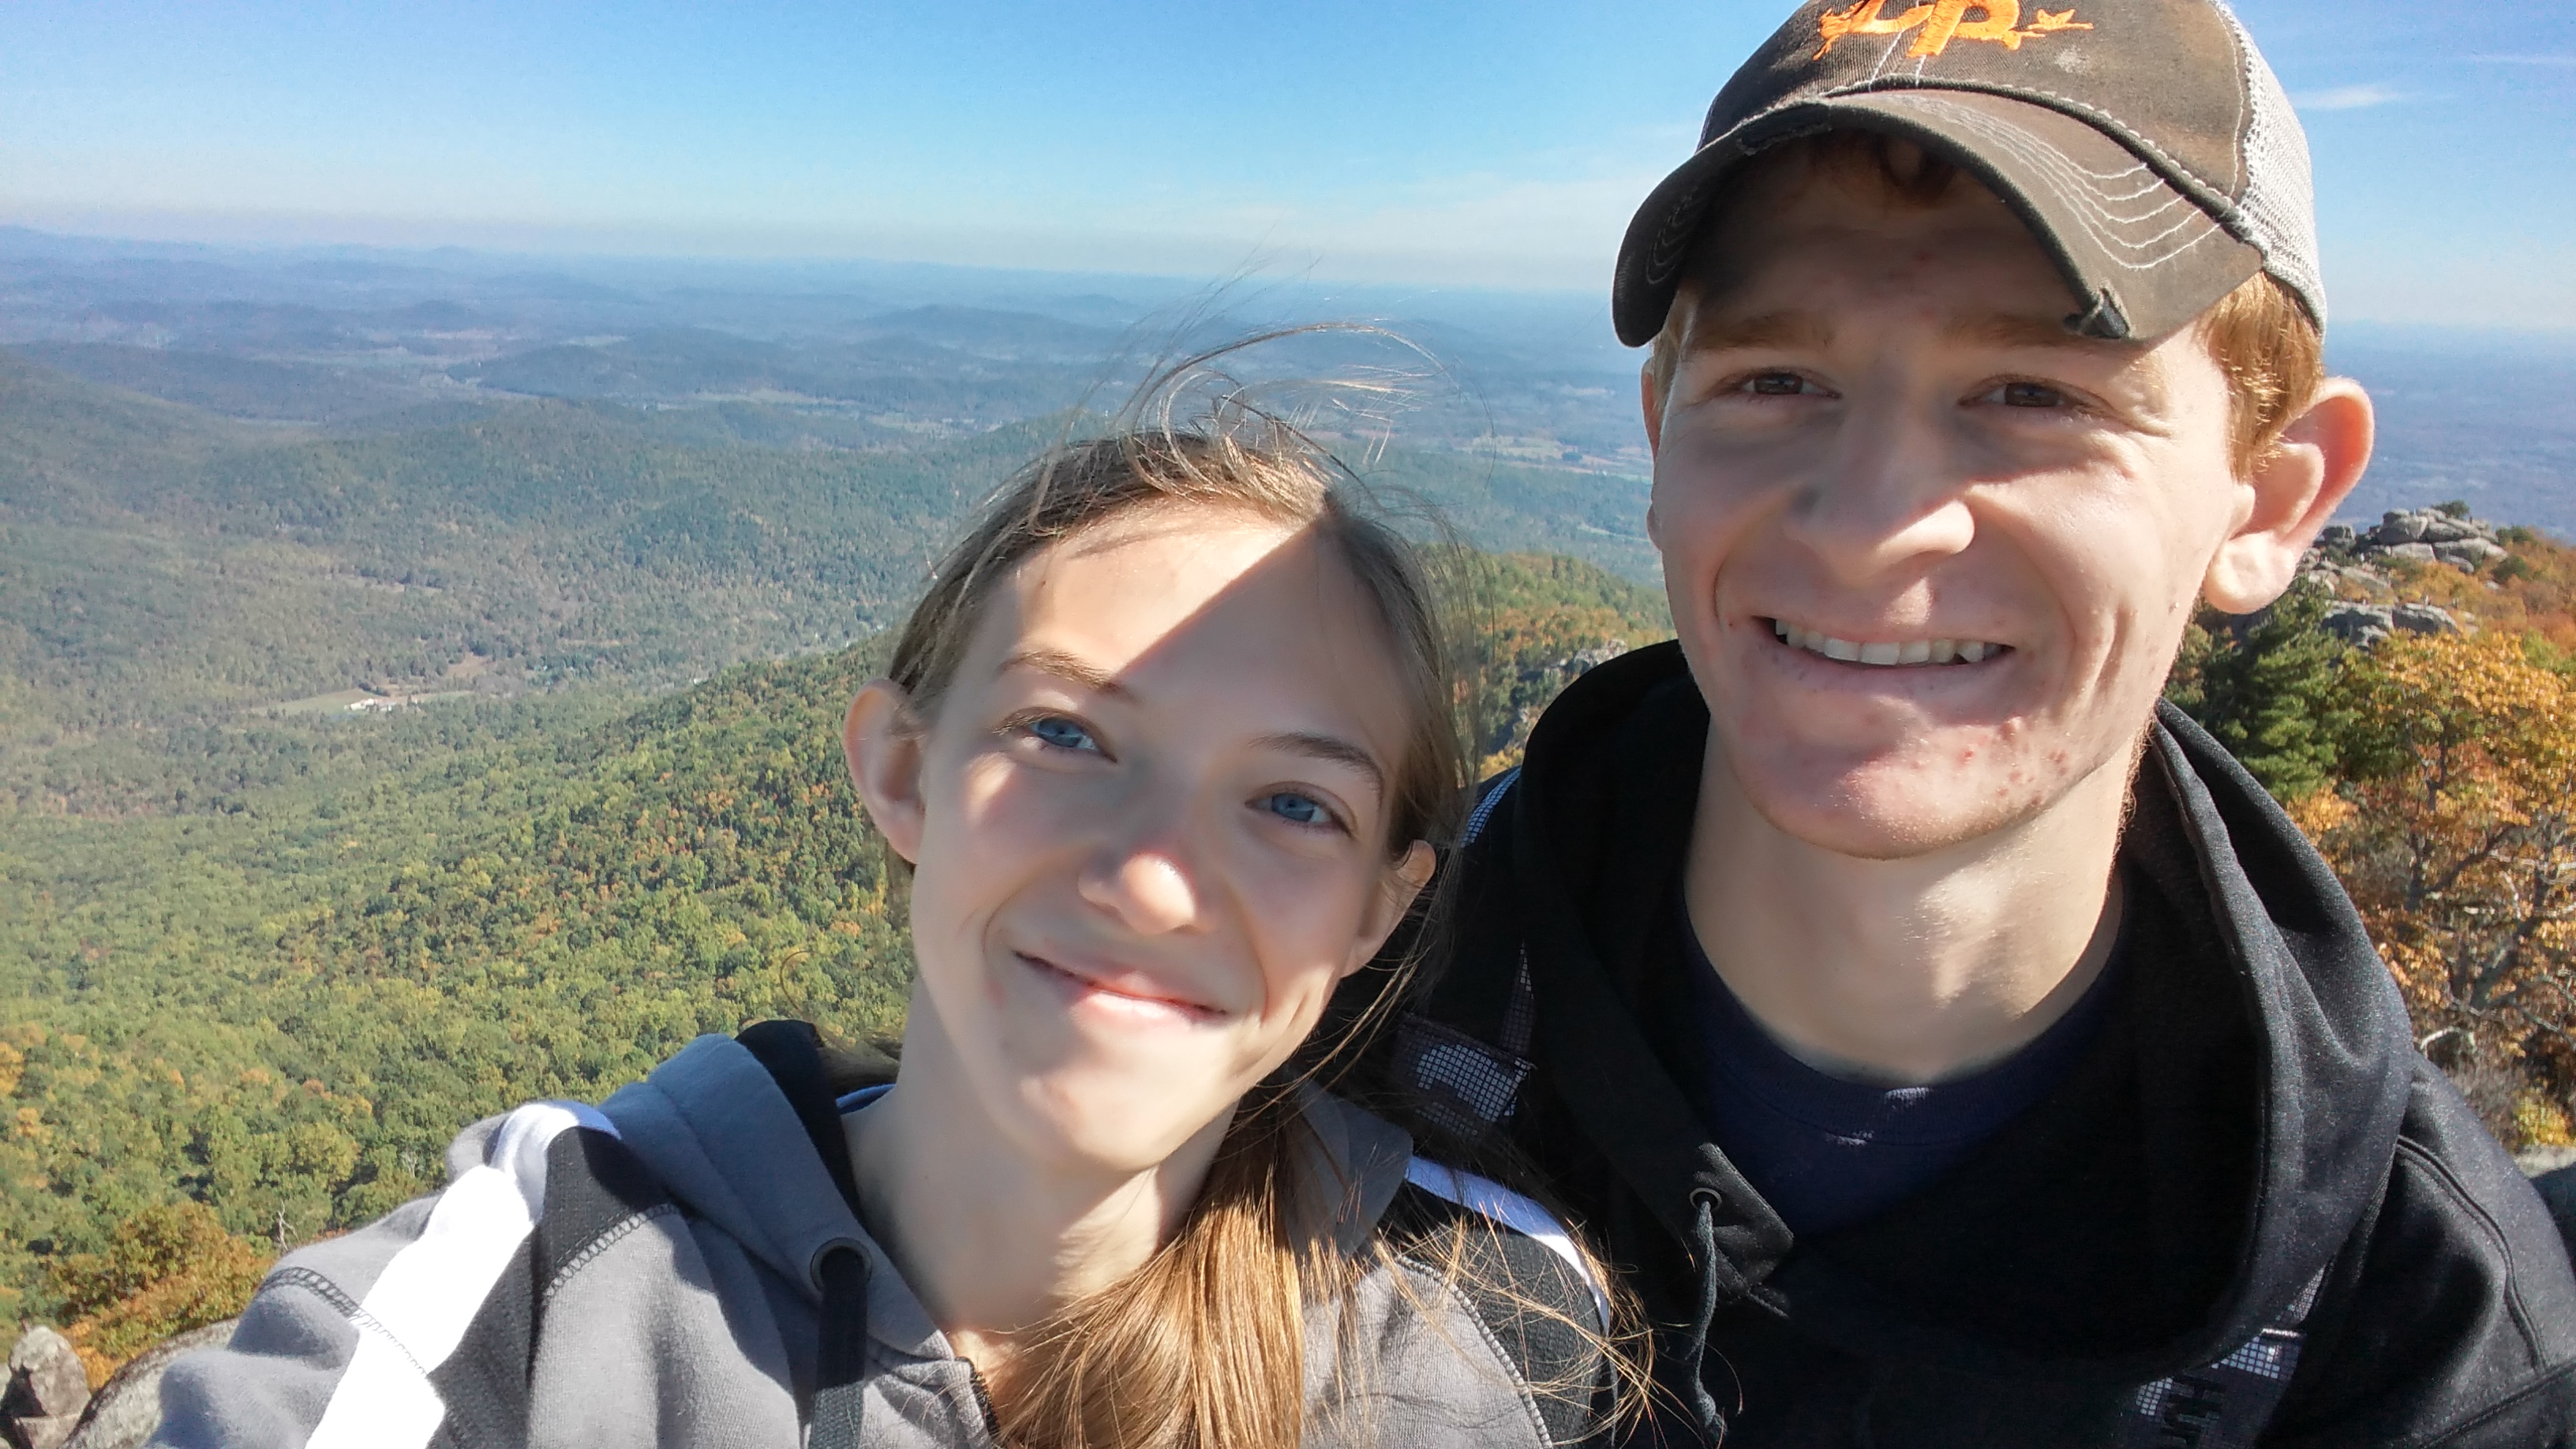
[997, 647, 1134, 699]
[1255, 732, 1386, 796]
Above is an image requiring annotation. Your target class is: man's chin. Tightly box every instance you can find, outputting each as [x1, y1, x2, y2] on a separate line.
[1724, 747, 2052, 862]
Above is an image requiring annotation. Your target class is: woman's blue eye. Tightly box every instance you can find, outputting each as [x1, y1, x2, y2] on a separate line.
[1260, 792, 1332, 827]
[1028, 716, 1098, 752]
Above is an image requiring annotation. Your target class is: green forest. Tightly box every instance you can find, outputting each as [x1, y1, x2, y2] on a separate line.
[19, 339, 2574, 1391]
[0, 348, 1671, 1355]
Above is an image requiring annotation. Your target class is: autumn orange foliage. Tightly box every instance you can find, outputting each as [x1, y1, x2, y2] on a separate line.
[47, 1200, 273, 1387]
[2305, 633, 2576, 1099]
[2364, 530, 2576, 660]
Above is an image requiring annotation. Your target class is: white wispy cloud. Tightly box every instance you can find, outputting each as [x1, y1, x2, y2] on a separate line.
[2293, 83, 2409, 112]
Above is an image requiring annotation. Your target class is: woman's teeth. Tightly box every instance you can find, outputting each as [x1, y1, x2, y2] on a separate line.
[1771, 619, 2004, 666]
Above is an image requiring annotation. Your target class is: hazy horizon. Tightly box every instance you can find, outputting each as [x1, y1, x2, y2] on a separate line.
[7, 1, 2572, 327]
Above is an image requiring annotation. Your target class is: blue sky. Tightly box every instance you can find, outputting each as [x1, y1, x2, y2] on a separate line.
[3, 2, 2571, 327]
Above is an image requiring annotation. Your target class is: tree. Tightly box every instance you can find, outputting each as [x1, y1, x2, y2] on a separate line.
[2166, 578, 2349, 802]
[2310, 634, 2576, 1088]
[47, 1201, 273, 1385]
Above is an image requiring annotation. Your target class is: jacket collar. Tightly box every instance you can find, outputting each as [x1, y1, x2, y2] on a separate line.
[602, 1036, 1421, 1364]
[1495, 643, 2411, 1368]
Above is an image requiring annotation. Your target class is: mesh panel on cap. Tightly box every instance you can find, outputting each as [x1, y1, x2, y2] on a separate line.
[2222, 2, 2328, 328]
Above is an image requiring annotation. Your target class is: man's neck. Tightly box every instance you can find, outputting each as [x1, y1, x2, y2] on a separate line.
[1683, 734, 2129, 1086]
[842, 1000, 1226, 1376]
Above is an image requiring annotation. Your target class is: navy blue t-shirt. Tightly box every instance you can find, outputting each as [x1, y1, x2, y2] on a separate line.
[1653, 887, 2127, 1237]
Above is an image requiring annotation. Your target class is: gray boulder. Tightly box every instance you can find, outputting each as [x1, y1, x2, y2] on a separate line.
[2437, 537, 2507, 572]
[2, 1327, 90, 1449]
[2319, 523, 2358, 550]
[2322, 602, 2395, 647]
[2393, 603, 2464, 637]
[2380, 541, 2440, 566]
[61, 1320, 235, 1449]
[2377, 510, 2432, 545]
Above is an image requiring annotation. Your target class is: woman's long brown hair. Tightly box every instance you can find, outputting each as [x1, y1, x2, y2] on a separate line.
[864, 340, 1641, 1449]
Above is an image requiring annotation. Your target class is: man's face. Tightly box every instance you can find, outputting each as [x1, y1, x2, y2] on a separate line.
[1644, 157, 2249, 860]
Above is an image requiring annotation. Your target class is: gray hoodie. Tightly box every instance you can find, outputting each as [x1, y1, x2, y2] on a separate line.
[150, 1032, 1610, 1448]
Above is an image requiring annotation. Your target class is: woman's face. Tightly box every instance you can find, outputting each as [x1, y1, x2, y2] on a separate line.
[845, 508, 1433, 1176]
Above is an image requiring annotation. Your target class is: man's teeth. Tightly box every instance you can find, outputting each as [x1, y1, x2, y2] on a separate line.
[1770, 619, 2001, 665]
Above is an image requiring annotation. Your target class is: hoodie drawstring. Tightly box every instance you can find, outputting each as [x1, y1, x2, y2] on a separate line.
[810, 1245, 871, 1447]
[1679, 1187, 1730, 1445]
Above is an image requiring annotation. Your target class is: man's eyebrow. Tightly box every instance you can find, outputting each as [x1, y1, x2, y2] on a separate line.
[1944, 313, 2128, 352]
[1686, 309, 1833, 353]
[996, 648, 1134, 699]
[1255, 732, 1387, 796]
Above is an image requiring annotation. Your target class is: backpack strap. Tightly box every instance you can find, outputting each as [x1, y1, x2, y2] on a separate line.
[1383, 1155, 1613, 1449]
[1464, 766, 1521, 847]
[1388, 771, 1543, 1142]
[2118, 1267, 2328, 1449]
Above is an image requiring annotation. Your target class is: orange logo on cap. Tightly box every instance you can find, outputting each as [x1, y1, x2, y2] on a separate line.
[1817, 0, 2091, 58]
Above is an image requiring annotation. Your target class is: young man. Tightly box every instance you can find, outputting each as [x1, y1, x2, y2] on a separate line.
[1389, 2, 2576, 1444]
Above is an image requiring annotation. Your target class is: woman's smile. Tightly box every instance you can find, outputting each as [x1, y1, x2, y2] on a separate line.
[1013, 947, 1226, 1028]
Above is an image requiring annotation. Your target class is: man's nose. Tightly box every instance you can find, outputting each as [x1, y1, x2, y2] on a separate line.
[1780, 396, 1978, 585]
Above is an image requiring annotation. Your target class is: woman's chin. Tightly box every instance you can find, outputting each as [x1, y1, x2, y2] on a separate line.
[1006, 1069, 1235, 1176]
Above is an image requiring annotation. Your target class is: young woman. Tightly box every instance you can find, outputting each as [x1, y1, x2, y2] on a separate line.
[154, 379, 1634, 1449]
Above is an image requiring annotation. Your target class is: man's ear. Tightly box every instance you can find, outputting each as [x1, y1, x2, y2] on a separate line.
[843, 680, 928, 865]
[1641, 362, 1666, 454]
[2204, 378, 2375, 613]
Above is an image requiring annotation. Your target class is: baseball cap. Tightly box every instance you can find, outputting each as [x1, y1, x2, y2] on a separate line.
[1612, 0, 2325, 346]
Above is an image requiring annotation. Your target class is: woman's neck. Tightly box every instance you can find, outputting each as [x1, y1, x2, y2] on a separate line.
[841, 999, 1232, 1373]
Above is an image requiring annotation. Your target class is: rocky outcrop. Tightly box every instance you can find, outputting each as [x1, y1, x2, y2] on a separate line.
[2323, 507, 2512, 576]
[2, 1327, 88, 1449]
[2301, 504, 2522, 649]
[58, 1320, 234, 1449]
[2319, 601, 2464, 649]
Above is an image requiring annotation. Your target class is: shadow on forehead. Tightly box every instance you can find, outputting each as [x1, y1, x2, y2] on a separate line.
[981, 517, 1402, 794]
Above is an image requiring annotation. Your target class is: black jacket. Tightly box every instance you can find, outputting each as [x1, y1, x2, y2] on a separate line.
[1390, 642, 2576, 1448]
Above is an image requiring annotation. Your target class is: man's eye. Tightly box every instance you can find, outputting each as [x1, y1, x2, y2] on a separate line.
[1990, 380, 2069, 409]
[1026, 716, 1099, 753]
[1257, 791, 1337, 829]
[1743, 371, 1814, 396]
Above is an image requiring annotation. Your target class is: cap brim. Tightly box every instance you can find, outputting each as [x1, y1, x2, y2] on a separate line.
[1612, 88, 2264, 347]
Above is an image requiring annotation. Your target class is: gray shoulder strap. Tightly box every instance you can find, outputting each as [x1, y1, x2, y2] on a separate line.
[2120, 1268, 2327, 1449]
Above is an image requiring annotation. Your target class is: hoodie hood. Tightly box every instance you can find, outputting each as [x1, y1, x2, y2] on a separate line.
[601, 1035, 955, 1364]
[1488, 639, 2414, 1378]
[596, 1034, 1425, 1364]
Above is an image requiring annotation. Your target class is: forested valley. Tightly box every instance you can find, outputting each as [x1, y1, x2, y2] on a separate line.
[0, 343, 1672, 1374]
[6, 234, 2576, 1387]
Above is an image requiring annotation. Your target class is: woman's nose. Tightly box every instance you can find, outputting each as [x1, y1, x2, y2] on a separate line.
[1076, 836, 1205, 936]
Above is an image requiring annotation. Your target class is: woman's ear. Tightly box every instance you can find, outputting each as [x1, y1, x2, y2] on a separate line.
[844, 680, 928, 865]
[1342, 841, 1438, 982]
[2204, 378, 2376, 613]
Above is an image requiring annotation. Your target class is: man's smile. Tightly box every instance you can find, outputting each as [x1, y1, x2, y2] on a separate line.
[1763, 616, 2013, 668]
